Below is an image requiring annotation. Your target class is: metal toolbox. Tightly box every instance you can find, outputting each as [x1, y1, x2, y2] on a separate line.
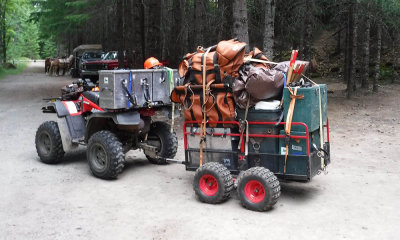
[185, 127, 239, 171]
[99, 69, 180, 109]
[283, 84, 328, 132]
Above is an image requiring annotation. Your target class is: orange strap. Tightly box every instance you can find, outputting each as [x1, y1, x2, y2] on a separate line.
[199, 47, 212, 166]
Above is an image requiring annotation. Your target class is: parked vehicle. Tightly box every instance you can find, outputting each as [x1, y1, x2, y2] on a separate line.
[79, 51, 104, 69]
[80, 51, 130, 81]
[70, 44, 103, 78]
[35, 69, 181, 179]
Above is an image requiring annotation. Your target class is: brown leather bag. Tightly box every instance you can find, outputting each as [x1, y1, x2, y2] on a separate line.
[171, 85, 235, 127]
[216, 39, 247, 78]
[178, 49, 222, 85]
[248, 47, 271, 69]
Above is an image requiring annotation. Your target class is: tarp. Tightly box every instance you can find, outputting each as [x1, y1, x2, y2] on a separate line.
[72, 44, 103, 54]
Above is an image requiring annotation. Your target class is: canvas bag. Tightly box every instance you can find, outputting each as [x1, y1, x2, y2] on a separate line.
[171, 86, 235, 127]
[216, 39, 247, 78]
[178, 49, 222, 85]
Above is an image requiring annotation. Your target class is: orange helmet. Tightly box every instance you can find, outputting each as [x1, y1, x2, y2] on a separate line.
[144, 57, 162, 69]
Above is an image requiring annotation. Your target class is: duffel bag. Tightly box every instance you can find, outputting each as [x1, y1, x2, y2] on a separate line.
[247, 47, 271, 69]
[216, 39, 247, 78]
[178, 49, 222, 85]
[171, 84, 235, 128]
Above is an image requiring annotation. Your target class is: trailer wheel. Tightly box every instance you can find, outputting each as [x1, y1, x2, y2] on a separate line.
[35, 121, 65, 164]
[145, 122, 178, 164]
[193, 162, 233, 204]
[237, 167, 280, 211]
[87, 131, 125, 179]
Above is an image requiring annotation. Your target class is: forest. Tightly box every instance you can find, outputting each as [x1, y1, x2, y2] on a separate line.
[0, 0, 399, 97]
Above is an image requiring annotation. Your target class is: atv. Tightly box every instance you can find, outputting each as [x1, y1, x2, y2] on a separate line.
[35, 69, 180, 179]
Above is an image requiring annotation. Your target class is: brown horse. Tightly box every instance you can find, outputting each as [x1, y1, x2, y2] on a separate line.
[48, 55, 74, 76]
[45, 58, 56, 74]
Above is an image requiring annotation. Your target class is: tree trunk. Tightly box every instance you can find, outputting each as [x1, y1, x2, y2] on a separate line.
[303, 0, 313, 62]
[373, 14, 382, 92]
[116, 0, 124, 69]
[263, 0, 275, 59]
[351, 0, 358, 91]
[232, 0, 249, 46]
[0, 0, 8, 64]
[194, 0, 206, 47]
[345, 3, 353, 98]
[219, 0, 233, 40]
[361, 3, 371, 89]
[391, 32, 399, 83]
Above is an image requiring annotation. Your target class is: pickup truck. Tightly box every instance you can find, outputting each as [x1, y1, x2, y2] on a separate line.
[81, 51, 127, 81]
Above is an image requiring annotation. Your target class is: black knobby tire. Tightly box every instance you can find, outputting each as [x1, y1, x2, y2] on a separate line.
[35, 121, 65, 164]
[193, 162, 234, 204]
[87, 131, 125, 179]
[237, 167, 280, 211]
[145, 121, 178, 164]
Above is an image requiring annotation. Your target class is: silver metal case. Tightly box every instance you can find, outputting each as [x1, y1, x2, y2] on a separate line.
[99, 69, 180, 109]
[99, 70, 130, 109]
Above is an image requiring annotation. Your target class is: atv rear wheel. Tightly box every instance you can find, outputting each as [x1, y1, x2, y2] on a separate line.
[145, 122, 178, 164]
[193, 162, 233, 204]
[87, 131, 125, 179]
[35, 121, 65, 164]
[237, 167, 280, 211]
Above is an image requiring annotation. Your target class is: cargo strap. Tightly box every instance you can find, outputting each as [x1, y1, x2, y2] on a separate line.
[238, 98, 251, 154]
[317, 84, 327, 172]
[121, 79, 137, 107]
[300, 74, 328, 172]
[199, 47, 212, 166]
[284, 87, 304, 174]
[165, 67, 175, 133]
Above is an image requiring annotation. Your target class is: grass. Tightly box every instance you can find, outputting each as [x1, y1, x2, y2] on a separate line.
[0, 62, 28, 80]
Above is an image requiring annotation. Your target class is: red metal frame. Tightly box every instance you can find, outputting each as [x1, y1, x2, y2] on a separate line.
[183, 120, 322, 157]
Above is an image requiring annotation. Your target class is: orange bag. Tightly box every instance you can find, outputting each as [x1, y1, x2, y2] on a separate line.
[178, 49, 222, 85]
[216, 39, 247, 78]
[248, 47, 271, 69]
[171, 85, 235, 127]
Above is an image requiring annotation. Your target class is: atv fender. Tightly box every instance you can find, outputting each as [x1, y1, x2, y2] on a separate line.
[42, 101, 70, 117]
[57, 117, 80, 152]
[85, 111, 141, 141]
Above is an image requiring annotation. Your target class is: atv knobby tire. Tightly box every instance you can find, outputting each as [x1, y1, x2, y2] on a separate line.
[237, 167, 280, 211]
[87, 131, 125, 179]
[193, 162, 234, 204]
[145, 121, 178, 164]
[35, 121, 65, 164]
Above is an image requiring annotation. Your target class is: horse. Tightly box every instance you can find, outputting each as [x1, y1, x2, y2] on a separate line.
[48, 55, 74, 76]
[45, 58, 56, 74]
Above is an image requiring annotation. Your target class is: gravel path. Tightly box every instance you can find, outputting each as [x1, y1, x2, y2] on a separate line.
[0, 61, 399, 240]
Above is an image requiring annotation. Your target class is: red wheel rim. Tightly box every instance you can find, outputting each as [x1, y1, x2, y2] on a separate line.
[199, 174, 219, 196]
[244, 180, 266, 203]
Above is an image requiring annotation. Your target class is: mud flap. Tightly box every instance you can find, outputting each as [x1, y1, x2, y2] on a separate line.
[57, 114, 86, 150]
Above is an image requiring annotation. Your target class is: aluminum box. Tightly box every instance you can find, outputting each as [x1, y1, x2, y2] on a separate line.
[99, 69, 180, 109]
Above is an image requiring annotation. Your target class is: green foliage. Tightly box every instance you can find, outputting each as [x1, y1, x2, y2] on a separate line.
[7, 1, 40, 60]
[39, 38, 57, 58]
[0, 62, 28, 80]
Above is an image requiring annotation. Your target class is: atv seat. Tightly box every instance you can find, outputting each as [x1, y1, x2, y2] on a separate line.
[82, 91, 100, 106]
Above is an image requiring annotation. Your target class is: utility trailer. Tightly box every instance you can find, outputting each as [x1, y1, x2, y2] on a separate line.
[185, 84, 330, 211]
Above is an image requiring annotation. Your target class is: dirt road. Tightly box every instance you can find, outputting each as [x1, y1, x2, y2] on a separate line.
[1, 62, 399, 240]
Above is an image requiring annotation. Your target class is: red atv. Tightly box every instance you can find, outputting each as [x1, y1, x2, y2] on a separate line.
[35, 69, 179, 179]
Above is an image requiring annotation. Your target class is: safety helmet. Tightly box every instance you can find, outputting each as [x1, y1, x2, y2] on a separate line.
[144, 57, 162, 69]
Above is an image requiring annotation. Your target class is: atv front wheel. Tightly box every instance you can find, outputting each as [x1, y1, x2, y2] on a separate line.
[145, 122, 178, 164]
[87, 131, 125, 179]
[35, 121, 65, 164]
